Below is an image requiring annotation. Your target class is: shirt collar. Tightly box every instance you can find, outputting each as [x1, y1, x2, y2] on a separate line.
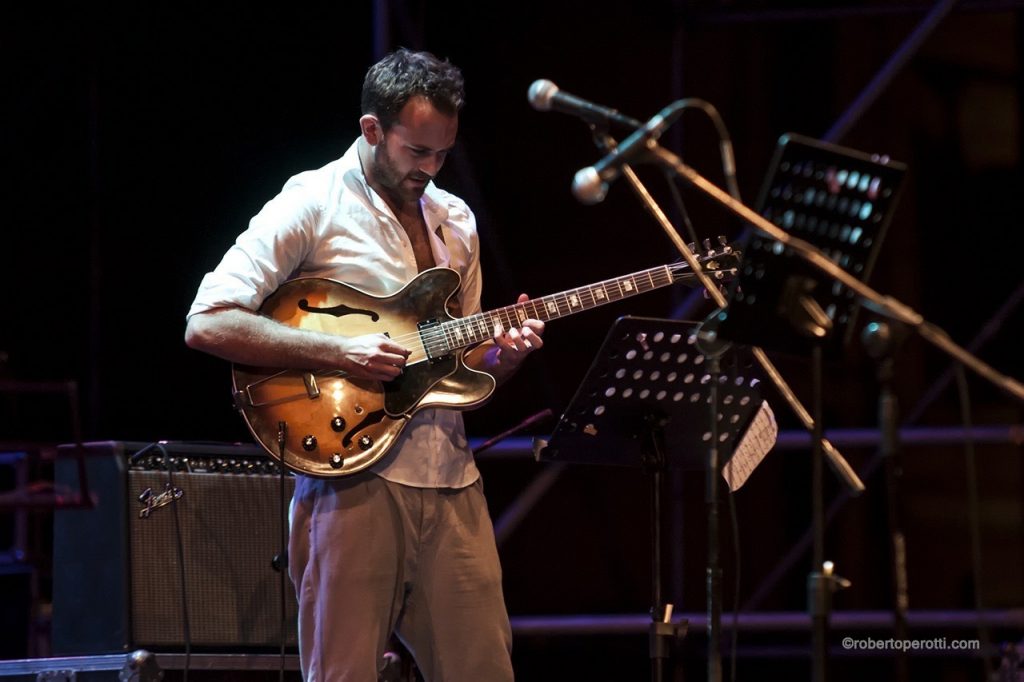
[340, 138, 453, 267]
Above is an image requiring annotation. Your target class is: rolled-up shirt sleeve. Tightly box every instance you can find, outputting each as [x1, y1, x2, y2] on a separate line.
[187, 182, 320, 318]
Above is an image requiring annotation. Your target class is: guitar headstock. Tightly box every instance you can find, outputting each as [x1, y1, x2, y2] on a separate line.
[670, 236, 742, 283]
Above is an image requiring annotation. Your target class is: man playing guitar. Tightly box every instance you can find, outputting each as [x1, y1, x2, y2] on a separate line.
[185, 48, 542, 682]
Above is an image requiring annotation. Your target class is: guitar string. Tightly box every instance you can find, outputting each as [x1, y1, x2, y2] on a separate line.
[387, 267, 682, 354]
[437, 263, 717, 351]
[388, 264, 721, 360]
[296, 260, 738, 380]
[405, 263, 709, 349]
[303, 264, 719, 375]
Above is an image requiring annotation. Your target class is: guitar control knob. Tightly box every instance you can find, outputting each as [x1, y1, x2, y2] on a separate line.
[329, 453, 345, 469]
[358, 435, 373, 451]
[302, 435, 318, 451]
[330, 416, 346, 432]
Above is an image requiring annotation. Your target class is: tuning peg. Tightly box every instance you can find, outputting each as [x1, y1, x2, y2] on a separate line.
[702, 238, 713, 253]
[686, 242, 697, 253]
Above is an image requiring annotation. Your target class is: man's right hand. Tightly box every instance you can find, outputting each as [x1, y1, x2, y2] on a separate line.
[338, 333, 410, 382]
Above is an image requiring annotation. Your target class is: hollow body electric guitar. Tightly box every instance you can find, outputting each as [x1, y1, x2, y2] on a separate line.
[232, 244, 739, 477]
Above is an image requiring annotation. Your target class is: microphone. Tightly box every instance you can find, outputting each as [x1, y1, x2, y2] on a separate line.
[572, 101, 684, 204]
[528, 79, 643, 129]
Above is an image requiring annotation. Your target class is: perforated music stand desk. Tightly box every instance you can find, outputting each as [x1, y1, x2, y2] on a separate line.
[710, 134, 906, 682]
[535, 316, 763, 470]
[715, 132, 907, 356]
[534, 315, 763, 682]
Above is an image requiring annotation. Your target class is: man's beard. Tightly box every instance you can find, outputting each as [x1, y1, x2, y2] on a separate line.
[373, 143, 429, 203]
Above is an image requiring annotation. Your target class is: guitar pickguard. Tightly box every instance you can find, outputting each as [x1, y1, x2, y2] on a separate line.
[384, 355, 458, 415]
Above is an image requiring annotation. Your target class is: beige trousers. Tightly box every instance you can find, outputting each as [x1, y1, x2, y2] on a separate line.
[288, 471, 514, 682]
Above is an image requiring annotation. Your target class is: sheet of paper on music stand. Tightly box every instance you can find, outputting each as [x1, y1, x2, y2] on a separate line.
[722, 400, 777, 491]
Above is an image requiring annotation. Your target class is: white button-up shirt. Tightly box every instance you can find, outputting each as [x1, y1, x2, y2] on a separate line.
[188, 139, 483, 489]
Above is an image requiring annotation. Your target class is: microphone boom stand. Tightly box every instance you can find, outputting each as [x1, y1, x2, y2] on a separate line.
[603, 137, 866, 495]
[644, 142, 1024, 405]
[862, 321, 910, 682]
[583, 108, 1024, 682]
[625, 132, 1024, 682]
[587, 118, 863, 682]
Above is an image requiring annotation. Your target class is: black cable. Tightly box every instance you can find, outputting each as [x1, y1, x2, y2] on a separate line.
[586, 104, 744, 680]
[593, 97, 739, 253]
[662, 98, 742, 245]
[153, 443, 190, 682]
[277, 422, 289, 682]
[660, 98, 742, 319]
[672, 98, 742, 202]
[745, 284, 1024, 610]
[128, 441, 161, 464]
[953, 366, 994, 681]
[905, 278, 1024, 425]
[670, 100, 742, 682]
[727, 485, 740, 682]
[662, 170, 701, 248]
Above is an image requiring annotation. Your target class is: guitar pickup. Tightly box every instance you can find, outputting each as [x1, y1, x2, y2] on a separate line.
[418, 319, 449, 362]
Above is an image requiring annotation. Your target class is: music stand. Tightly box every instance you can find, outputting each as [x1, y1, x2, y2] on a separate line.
[535, 316, 764, 682]
[713, 133, 908, 682]
[715, 132, 907, 357]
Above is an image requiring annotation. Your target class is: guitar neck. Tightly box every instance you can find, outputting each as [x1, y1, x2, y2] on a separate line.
[438, 263, 682, 352]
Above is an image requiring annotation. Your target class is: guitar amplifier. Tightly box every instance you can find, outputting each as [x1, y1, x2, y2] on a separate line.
[52, 441, 297, 655]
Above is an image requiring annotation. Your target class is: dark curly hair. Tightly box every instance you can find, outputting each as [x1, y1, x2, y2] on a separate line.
[361, 48, 465, 130]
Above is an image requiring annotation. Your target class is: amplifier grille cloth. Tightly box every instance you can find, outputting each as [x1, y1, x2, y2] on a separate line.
[128, 470, 298, 647]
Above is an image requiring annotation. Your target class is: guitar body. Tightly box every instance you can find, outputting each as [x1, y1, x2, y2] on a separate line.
[232, 268, 496, 477]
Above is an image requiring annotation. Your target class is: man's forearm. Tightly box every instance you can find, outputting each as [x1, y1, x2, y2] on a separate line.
[184, 307, 342, 369]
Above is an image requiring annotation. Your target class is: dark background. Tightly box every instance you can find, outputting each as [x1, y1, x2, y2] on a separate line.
[3, 1, 1023, 680]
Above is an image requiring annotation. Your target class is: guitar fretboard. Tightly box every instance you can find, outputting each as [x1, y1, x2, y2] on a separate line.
[423, 263, 683, 359]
